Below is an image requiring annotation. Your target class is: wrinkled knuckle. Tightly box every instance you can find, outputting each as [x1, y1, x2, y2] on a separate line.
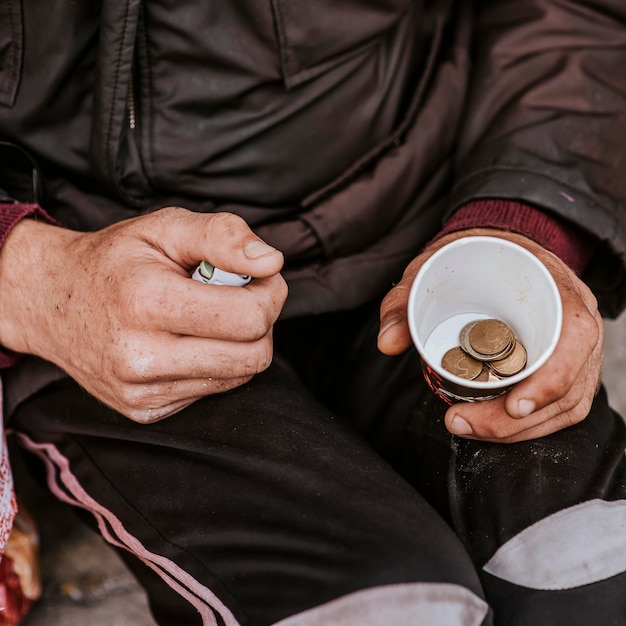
[380, 290, 407, 319]
[112, 350, 157, 384]
[117, 385, 158, 417]
[122, 286, 151, 323]
[245, 342, 273, 375]
[551, 383, 592, 430]
[546, 375, 589, 423]
[150, 206, 188, 233]
[563, 406, 586, 430]
[566, 415, 579, 430]
[554, 395, 576, 419]
[391, 281, 412, 302]
[233, 298, 275, 341]
[573, 393, 594, 425]
[158, 206, 185, 220]
[210, 212, 247, 238]
[125, 406, 163, 425]
[249, 301, 275, 338]
[116, 385, 146, 412]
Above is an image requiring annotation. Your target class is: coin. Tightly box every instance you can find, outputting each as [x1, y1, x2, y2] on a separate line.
[462, 336, 515, 362]
[441, 317, 527, 383]
[468, 319, 514, 358]
[474, 364, 491, 382]
[441, 347, 483, 380]
[459, 321, 479, 354]
[489, 339, 527, 377]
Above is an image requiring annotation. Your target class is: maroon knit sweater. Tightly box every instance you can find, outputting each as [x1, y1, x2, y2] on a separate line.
[0, 199, 595, 368]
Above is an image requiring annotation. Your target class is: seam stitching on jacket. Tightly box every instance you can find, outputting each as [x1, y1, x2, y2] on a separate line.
[270, 0, 293, 79]
[104, 0, 132, 184]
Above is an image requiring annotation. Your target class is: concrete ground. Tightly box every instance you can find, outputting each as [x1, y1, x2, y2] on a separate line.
[11, 446, 156, 626]
[10, 311, 626, 626]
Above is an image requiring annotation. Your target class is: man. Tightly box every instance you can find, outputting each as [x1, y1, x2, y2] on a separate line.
[0, 1, 625, 624]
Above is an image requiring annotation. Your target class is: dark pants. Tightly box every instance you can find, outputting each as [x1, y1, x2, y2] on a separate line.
[9, 303, 626, 625]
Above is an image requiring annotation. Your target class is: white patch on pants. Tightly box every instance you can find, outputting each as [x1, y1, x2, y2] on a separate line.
[484, 499, 626, 590]
[270, 582, 489, 626]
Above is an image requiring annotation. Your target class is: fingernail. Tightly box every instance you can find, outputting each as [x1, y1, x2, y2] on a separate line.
[450, 415, 473, 436]
[245, 240, 278, 259]
[378, 314, 402, 338]
[517, 399, 536, 417]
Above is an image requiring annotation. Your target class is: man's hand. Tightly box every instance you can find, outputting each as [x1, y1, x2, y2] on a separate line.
[377, 228, 603, 443]
[0, 208, 287, 423]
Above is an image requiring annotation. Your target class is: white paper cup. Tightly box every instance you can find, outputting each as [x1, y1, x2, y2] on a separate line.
[407, 236, 562, 404]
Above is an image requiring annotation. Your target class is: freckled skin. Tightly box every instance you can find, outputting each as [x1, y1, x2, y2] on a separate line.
[0, 208, 287, 422]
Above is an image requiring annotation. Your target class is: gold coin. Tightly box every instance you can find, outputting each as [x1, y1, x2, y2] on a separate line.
[468, 319, 514, 357]
[487, 337, 516, 361]
[474, 364, 491, 382]
[489, 339, 527, 377]
[462, 333, 514, 362]
[441, 347, 483, 380]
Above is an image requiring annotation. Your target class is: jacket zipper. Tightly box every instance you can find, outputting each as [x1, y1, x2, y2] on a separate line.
[128, 75, 137, 131]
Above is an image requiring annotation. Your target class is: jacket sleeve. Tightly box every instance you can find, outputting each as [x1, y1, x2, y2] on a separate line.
[439, 200, 595, 274]
[447, 0, 626, 317]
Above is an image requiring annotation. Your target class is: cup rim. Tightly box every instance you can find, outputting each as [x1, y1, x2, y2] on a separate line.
[407, 236, 563, 390]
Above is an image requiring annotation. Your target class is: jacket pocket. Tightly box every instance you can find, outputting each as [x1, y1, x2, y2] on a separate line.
[270, 0, 411, 88]
[0, 0, 23, 107]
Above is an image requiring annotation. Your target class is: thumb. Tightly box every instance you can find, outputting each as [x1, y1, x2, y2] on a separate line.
[147, 207, 284, 278]
[377, 280, 413, 355]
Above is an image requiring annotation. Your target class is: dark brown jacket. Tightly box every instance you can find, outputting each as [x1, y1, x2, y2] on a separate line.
[1, 0, 626, 316]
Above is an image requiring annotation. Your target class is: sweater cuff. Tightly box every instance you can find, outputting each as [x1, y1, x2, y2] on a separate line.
[0, 202, 58, 368]
[438, 200, 596, 275]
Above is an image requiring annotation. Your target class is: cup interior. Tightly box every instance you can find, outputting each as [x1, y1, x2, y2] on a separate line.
[408, 236, 562, 390]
